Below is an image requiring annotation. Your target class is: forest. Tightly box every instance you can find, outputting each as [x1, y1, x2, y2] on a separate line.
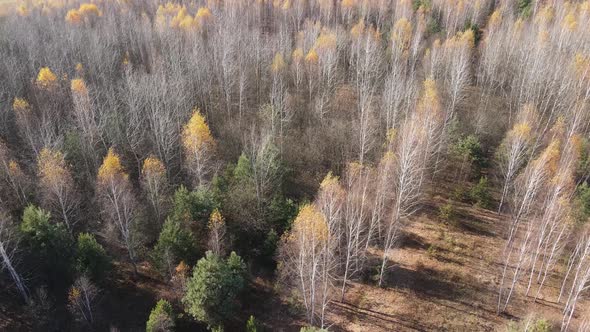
[0, 0, 589, 330]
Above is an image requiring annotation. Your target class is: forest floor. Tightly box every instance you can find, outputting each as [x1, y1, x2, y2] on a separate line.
[249, 177, 588, 331]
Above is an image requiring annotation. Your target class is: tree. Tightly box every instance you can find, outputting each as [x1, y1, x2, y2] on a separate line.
[0, 211, 29, 302]
[20, 205, 74, 289]
[182, 251, 246, 329]
[0, 139, 28, 207]
[141, 156, 169, 225]
[96, 148, 140, 274]
[246, 315, 258, 332]
[75, 233, 110, 282]
[67, 276, 99, 326]
[152, 217, 198, 277]
[207, 209, 227, 256]
[278, 204, 333, 327]
[182, 109, 215, 188]
[37, 148, 79, 231]
[496, 104, 537, 213]
[146, 299, 175, 332]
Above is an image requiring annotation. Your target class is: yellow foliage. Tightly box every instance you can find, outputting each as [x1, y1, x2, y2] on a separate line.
[175, 261, 189, 276]
[182, 109, 214, 153]
[573, 53, 590, 80]
[292, 204, 328, 243]
[68, 287, 81, 303]
[510, 123, 531, 139]
[36, 67, 58, 90]
[208, 208, 225, 230]
[535, 5, 554, 26]
[75, 63, 84, 76]
[292, 48, 304, 64]
[65, 3, 101, 24]
[341, 0, 356, 9]
[350, 20, 365, 38]
[196, 7, 212, 21]
[320, 171, 340, 190]
[71, 78, 87, 95]
[17, 4, 30, 16]
[8, 160, 24, 178]
[78, 3, 101, 17]
[98, 148, 127, 183]
[271, 53, 286, 73]
[38, 148, 69, 187]
[12, 98, 30, 113]
[66, 9, 82, 24]
[392, 17, 412, 51]
[305, 49, 319, 64]
[417, 78, 440, 114]
[562, 13, 577, 31]
[281, 0, 291, 10]
[314, 30, 337, 52]
[142, 156, 166, 178]
[488, 10, 502, 28]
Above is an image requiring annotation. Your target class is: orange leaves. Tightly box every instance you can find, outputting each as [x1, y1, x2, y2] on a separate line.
[304, 49, 319, 64]
[98, 148, 127, 184]
[36, 67, 58, 90]
[66, 3, 101, 25]
[71, 78, 88, 95]
[182, 108, 214, 154]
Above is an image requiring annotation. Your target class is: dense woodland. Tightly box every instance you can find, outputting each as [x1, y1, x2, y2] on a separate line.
[0, 0, 590, 330]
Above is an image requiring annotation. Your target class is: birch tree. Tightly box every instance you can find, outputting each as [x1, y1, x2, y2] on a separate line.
[0, 211, 29, 303]
[96, 148, 140, 275]
[182, 109, 215, 188]
[37, 148, 79, 231]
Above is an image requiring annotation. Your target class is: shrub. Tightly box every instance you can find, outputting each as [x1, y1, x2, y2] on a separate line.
[470, 177, 492, 209]
[438, 203, 455, 222]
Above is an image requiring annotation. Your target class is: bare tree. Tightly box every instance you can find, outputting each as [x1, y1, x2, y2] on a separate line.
[0, 211, 29, 303]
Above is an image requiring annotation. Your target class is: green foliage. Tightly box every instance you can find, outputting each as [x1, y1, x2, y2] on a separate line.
[452, 135, 485, 177]
[182, 251, 246, 329]
[75, 233, 111, 282]
[464, 23, 482, 45]
[20, 205, 74, 288]
[507, 317, 552, 332]
[573, 182, 590, 225]
[152, 217, 198, 276]
[146, 299, 174, 332]
[246, 315, 258, 332]
[469, 177, 492, 209]
[412, 0, 431, 10]
[233, 153, 253, 183]
[171, 185, 218, 225]
[438, 203, 455, 222]
[517, 0, 533, 18]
